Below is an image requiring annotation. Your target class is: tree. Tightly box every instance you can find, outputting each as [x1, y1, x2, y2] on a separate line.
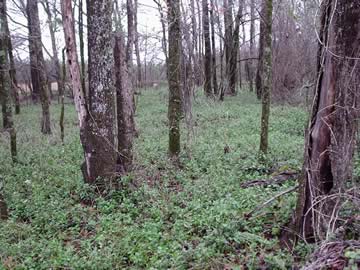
[134, 0, 142, 88]
[126, 0, 134, 69]
[0, 0, 17, 163]
[294, 0, 360, 242]
[78, 0, 86, 97]
[41, 0, 64, 103]
[209, 0, 218, 96]
[114, 32, 135, 173]
[62, 0, 117, 187]
[202, 0, 212, 97]
[27, 0, 51, 134]
[259, 0, 272, 155]
[4, 12, 20, 114]
[167, 0, 181, 159]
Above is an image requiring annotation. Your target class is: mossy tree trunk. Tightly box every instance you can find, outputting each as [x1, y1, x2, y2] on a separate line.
[294, 0, 360, 242]
[259, 0, 272, 155]
[167, 0, 182, 159]
[0, 0, 17, 163]
[27, 0, 51, 134]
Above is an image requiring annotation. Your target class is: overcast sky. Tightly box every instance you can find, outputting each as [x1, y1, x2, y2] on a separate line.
[7, 0, 163, 62]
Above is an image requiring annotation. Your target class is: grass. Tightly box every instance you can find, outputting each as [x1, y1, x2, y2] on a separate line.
[0, 88, 311, 269]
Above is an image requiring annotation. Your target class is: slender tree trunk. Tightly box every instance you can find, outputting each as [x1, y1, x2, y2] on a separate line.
[202, 0, 212, 97]
[42, 0, 64, 105]
[126, 0, 134, 69]
[167, 0, 181, 159]
[256, 1, 265, 100]
[5, 15, 20, 114]
[60, 48, 66, 143]
[190, 0, 199, 87]
[78, 0, 86, 98]
[27, 0, 51, 134]
[248, 0, 255, 92]
[1, 0, 17, 163]
[134, 0, 142, 88]
[259, 0, 272, 155]
[114, 32, 135, 173]
[209, 0, 218, 96]
[294, 0, 360, 242]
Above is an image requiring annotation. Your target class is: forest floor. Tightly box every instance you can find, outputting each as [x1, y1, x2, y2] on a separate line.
[0, 88, 314, 269]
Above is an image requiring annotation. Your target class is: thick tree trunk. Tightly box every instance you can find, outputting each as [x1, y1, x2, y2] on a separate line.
[1, 0, 17, 163]
[114, 33, 135, 173]
[84, 0, 117, 185]
[223, 0, 233, 95]
[259, 0, 272, 155]
[295, 0, 360, 242]
[27, 0, 51, 134]
[202, 0, 212, 97]
[167, 0, 182, 159]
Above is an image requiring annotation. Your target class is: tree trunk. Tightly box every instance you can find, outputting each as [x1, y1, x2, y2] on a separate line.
[209, 0, 218, 96]
[60, 48, 65, 143]
[5, 15, 20, 114]
[27, 0, 51, 134]
[223, 0, 233, 95]
[78, 0, 86, 98]
[248, 0, 255, 92]
[167, 0, 182, 159]
[256, 1, 265, 100]
[84, 0, 117, 185]
[294, 0, 360, 242]
[202, 0, 212, 97]
[126, 0, 134, 69]
[259, 0, 272, 155]
[1, 0, 17, 163]
[42, 0, 64, 105]
[114, 33, 135, 173]
[134, 0, 142, 88]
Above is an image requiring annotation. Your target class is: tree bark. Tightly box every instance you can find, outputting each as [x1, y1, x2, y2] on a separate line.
[78, 0, 86, 98]
[167, 0, 182, 159]
[134, 0, 142, 88]
[126, 0, 134, 69]
[259, 0, 272, 155]
[4, 13, 20, 114]
[85, 0, 117, 185]
[209, 0, 218, 96]
[294, 0, 360, 242]
[114, 32, 135, 173]
[27, 0, 51, 134]
[1, 0, 17, 163]
[202, 0, 212, 97]
[41, 0, 64, 104]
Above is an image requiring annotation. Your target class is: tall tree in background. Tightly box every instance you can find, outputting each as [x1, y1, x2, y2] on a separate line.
[167, 0, 181, 159]
[259, 0, 272, 155]
[209, 0, 218, 96]
[4, 13, 20, 114]
[202, 0, 212, 97]
[134, 0, 142, 88]
[27, 0, 51, 134]
[41, 0, 64, 103]
[1, 0, 17, 163]
[294, 0, 360, 242]
[126, 0, 134, 68]
[248, 0, 255, 92]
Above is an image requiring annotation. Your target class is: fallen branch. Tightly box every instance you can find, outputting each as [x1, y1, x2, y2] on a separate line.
[245, 185, 299, 219]
[240, 171, 299, 188]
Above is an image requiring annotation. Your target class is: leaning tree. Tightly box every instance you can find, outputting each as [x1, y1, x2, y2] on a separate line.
[295, 0, 360, 242]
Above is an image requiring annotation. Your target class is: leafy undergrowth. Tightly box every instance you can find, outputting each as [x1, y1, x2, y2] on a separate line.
[0, 88, 311, 269]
